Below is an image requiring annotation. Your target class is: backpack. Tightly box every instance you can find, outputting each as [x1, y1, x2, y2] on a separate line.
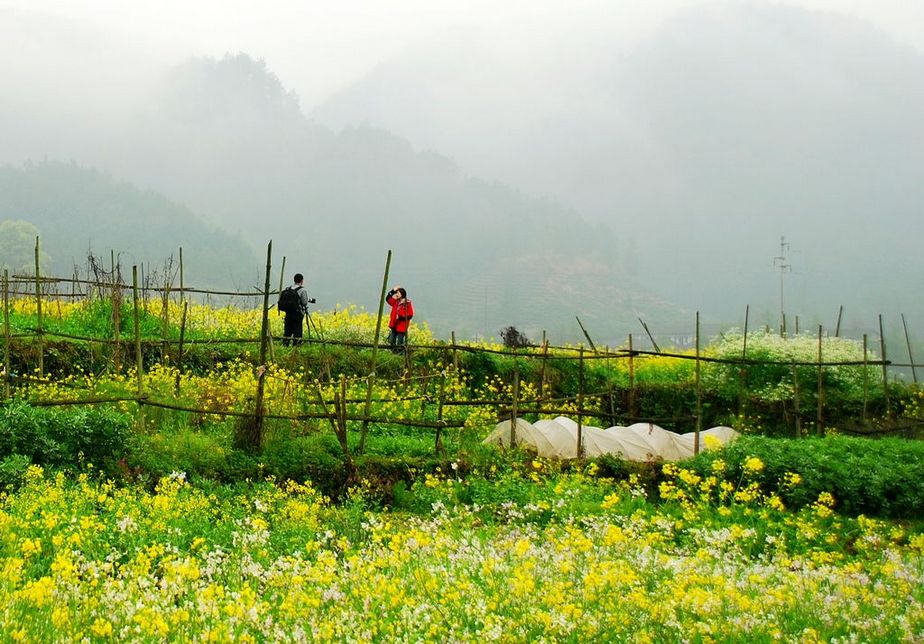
[278, 285, 302, 314]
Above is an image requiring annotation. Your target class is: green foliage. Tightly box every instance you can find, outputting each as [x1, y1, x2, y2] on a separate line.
[0, 402, 130, 471]
[0, 453, 31, 491]
[687, 435, 924, 518]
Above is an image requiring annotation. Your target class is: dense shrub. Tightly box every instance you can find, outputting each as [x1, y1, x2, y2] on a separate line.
[686, 435, 924, 519]
[0, 402, 130, 471]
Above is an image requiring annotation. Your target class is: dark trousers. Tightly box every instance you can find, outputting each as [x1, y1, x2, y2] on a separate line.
[283, 313, 303, 346]
[388, 328, 407, 352]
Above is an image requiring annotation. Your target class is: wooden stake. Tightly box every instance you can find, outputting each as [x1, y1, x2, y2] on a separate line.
[178, 247, 185, 303]
[450, 331, 459, 374]
[278, 255, 287, 301]
[577, 346, 585, 459]
[132, 266, 143, 396]
[539, 330, 548, 402]
[34, 236, 43, 378]
[862, 333, 869, 423]
[638, 317, 660, 353]
[3, 270, 10, 401]
[816, 325, 824, 435]
[244, 241, 273, 453]
[791, 359, 801, 437]
[175, 301, 188, 397]
[901, 314, 918, 385]
[434, 370, 447, 454]
[359, 250, 392, 453]
[575, 316, 597, 353]
[694, 312, 701, 455]
[738, 305, 749, 418]
[628, 334, 636, 420]
[879, 314, 890, 414]
[835, 305, 844, 338]
[510, 359, 519, 447]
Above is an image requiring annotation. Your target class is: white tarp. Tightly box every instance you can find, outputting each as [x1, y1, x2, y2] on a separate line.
[484, 416, 738, 461]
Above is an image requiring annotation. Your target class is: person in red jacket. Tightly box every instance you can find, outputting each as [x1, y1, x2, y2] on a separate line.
[386, 285, 414, 350]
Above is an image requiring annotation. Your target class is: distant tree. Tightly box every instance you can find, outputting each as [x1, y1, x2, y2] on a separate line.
[500, 326, 530, 348]
[0, 219, 49, 274]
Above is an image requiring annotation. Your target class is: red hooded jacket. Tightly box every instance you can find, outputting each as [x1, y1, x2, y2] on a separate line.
[386, 291, 414, 333]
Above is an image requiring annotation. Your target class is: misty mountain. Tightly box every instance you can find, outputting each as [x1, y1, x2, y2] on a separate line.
[0, 25, 680, 340]
[0, 162, 258, 286]
[313, 3, 924, 331]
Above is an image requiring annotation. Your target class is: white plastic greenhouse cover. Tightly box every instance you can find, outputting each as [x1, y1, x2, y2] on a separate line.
[484, 416, 738, 461]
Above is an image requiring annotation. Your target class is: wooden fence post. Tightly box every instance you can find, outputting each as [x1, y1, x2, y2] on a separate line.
[879, 314, 890, 414]
[539, 330, 548, 402]
[132, 266, 143, 396]
[451, 331, 459, 374]
[111, 251, 121, 374]
[835, 305, 843, 338]
[175, 301, 188, 397]
[434, 369, 447, 455]
[902, 314, 918, 385]
[862, 334, 869, 423]
[577, 346, 585, 459]
[178, 247, 185, 304]
[816, 325, 824, 435]
[509, 358, 519, 447]
[359, 250, 392, 454]
[738, 305, 749, 418]
[34, 236, 43, 378]
[694, 312, 702, 455]
[3, 270, 10, 401]
[791, 359, 801, 437]
[627, 333, 636, 421]
[237, 241, 272, 453]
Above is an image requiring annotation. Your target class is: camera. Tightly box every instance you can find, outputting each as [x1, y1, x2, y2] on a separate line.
[308, 297, 316, 304]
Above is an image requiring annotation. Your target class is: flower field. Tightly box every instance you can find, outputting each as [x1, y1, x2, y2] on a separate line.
[0, 462, 922, 641]
[2, 293, 924, 640]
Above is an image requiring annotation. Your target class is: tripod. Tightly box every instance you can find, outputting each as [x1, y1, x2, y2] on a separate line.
[304, 306, 322, 340]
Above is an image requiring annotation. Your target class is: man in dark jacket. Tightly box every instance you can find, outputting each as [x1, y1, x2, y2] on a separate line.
[280, 273, 311, 346]
[386, 285, 414, 350]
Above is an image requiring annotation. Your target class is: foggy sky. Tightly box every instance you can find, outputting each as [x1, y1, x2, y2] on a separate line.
[3, 0, 924, 338]
[3, 1, 923, 107]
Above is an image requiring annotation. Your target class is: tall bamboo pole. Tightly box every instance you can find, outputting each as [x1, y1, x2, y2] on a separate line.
[3, 270, 10, 401]
[576, 316, 597, 353]
[738, 305, 749, 418]
[175, 301, 188, 397]
[359, 250, 392, 453]
[510, 359, 519, 447]
[132, 266, 143, 396]
[34, 237, 43, 378]
[816, 325, 824, 435]
[791, 359, 801, 437]
[178, 247, 185, 303]
[539, 330, 548, 402]
[244, 241, 273, 453]
[862, 334, 869, 423]
[901, 314, 918, 385]
[577, 346, 585, 459]
[278, 256, 287, 298]
[450, 331, 459, 374]
[434, 370, 447, 454]
[835, 305, 844, 338]
[628, 334, 636, 420]
[879, 315, 890, 414]
[694, 312, 701, 455]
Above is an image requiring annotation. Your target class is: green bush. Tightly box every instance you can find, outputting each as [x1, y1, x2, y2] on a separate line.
[0, 454, 32, 491]
[687, 435, 924, 519]
[0, 402, 130, 470]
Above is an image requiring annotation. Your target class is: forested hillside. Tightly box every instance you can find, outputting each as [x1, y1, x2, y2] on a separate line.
[0, 49, 682, 339]
[0, 162, 258, 286]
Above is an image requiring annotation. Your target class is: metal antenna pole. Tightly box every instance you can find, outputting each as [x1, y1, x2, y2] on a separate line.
[773, 235, 791, 336]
